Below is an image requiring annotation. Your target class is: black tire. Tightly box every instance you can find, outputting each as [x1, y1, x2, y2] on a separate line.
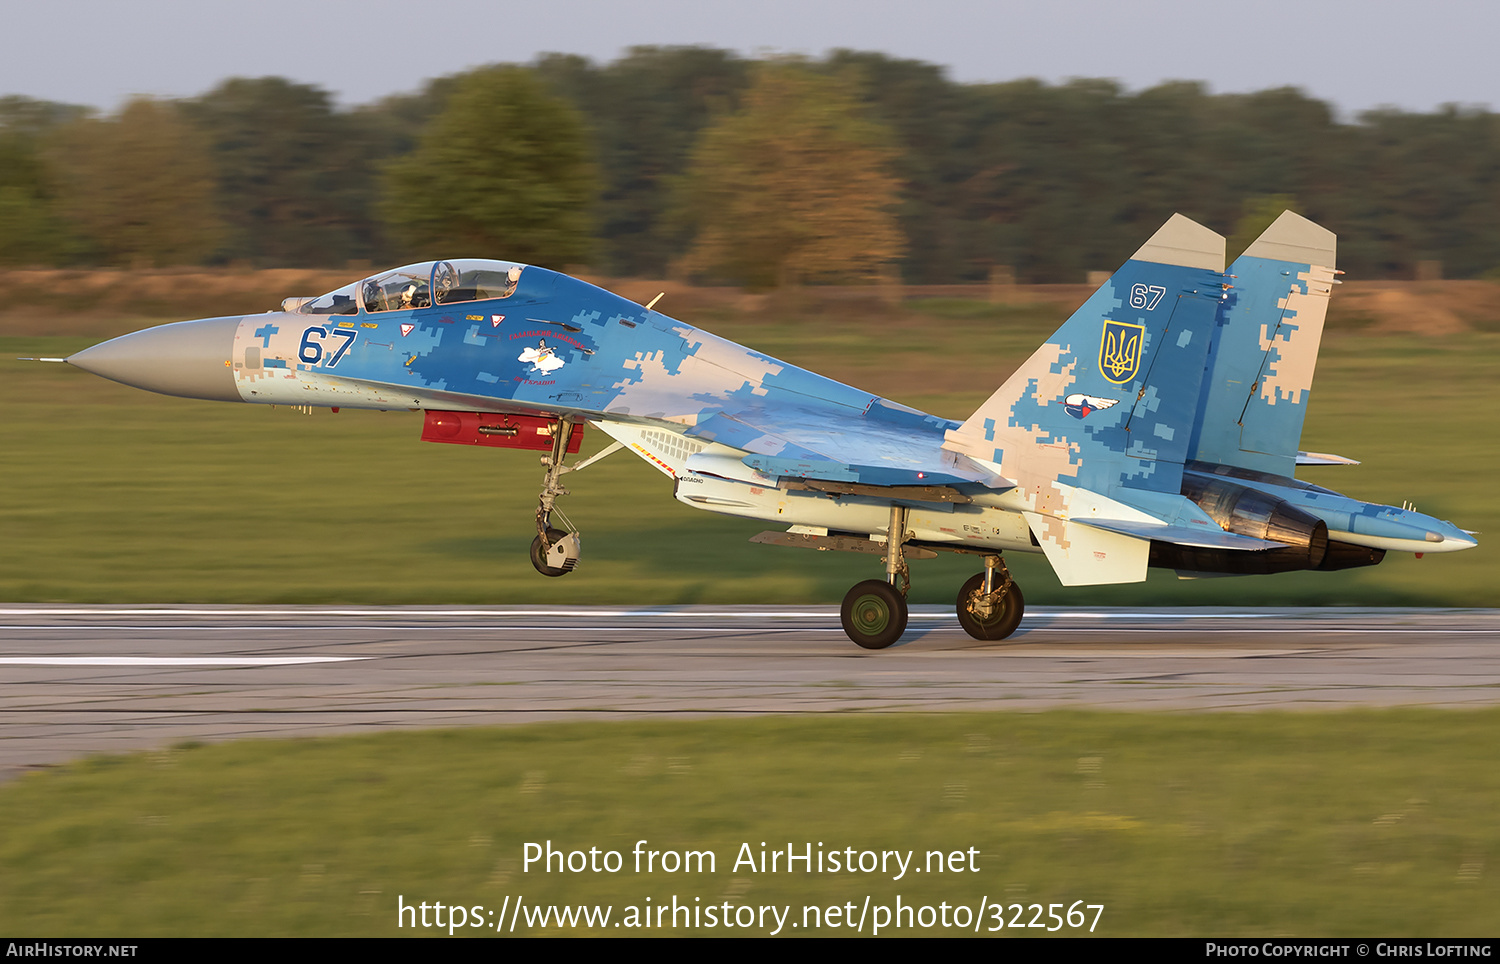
[529, 527, 573, 577]
[840, 579, 908, 649]
[955, 573, 1025, 640]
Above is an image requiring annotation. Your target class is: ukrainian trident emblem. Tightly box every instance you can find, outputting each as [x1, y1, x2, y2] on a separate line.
[1099, 320, 1144, 384]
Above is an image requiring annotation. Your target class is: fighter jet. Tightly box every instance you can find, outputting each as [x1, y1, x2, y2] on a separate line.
[58, 212, 1476, 648]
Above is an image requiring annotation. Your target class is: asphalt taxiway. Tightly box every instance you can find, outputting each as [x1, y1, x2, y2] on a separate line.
[3, 605, 1498, 781]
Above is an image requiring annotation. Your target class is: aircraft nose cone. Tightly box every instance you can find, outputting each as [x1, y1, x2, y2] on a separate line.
[67, 317, 242, 402]
[1442, 524, 1479, 551]
[1416, 516, 1479, 552]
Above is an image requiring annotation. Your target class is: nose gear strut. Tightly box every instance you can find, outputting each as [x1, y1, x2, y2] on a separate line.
[531, 418, 582, 576]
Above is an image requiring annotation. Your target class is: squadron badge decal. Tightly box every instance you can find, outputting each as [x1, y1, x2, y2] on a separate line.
[1064, 393, 1120, 419]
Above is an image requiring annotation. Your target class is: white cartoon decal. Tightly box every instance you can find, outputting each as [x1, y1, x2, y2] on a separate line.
[519, 339, 565, 374]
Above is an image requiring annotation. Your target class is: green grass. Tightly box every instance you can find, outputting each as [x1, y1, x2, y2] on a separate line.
[1, 320, 1494, 605]
[1, 711, 1496, 936]
[4, 311, 1497, 939]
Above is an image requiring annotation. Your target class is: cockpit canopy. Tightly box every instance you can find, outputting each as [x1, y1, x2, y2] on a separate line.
[294, 259, 528, 316]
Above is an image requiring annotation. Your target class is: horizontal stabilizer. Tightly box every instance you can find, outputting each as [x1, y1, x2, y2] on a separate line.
[1296, 451, 1359, 466]
[1070, 518, 1280, 551]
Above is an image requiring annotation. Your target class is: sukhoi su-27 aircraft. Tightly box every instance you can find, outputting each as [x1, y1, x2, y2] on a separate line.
[55, 212, 1477, 648]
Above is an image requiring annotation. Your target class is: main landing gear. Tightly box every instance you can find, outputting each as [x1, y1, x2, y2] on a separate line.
[837, 505, 1026, 649]
[841, 580, 907, 650]
[955, 554, 1025, 641]
[840, 505, 912, 649]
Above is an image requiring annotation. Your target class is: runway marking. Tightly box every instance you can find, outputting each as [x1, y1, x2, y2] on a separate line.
[0, 656, 370, 666]
[0, 625, 864, 634]
[0, 607, 845, 618]
[0, 607, 1297, 619]
[1, 624, 1492, 636]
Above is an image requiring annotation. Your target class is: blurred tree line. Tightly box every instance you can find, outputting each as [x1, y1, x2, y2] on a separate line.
[2, 48, 1499, 283]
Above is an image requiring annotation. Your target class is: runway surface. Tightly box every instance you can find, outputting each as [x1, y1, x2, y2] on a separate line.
[3, 605, 1498, 782]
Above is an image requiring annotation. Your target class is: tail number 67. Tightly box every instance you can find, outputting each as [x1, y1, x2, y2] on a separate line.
[1129, 284, 1166, 310]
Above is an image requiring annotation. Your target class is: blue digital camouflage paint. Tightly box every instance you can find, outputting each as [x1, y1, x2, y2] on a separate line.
[61, 214, 1477, 647]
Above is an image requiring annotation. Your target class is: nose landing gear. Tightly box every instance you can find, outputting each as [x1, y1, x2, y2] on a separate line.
[531, 527, 580, 576]
[531, 418, 582, 577]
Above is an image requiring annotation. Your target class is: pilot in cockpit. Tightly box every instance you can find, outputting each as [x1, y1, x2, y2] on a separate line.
[400, 282, 429, 310]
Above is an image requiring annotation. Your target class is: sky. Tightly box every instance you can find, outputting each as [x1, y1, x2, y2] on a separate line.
[4, 0, 1498, 118]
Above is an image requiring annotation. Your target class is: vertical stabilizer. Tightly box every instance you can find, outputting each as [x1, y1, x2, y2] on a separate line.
[1188, 211, 1337, 476]
[941, 214, 1227, 585]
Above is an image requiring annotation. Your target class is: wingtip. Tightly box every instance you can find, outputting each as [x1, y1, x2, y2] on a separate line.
[1240, 210, 1336, 268]
[1130, 213, 1225, 272]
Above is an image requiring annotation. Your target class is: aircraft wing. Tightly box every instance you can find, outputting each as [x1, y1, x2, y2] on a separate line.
[683, 397, 1010, 490]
